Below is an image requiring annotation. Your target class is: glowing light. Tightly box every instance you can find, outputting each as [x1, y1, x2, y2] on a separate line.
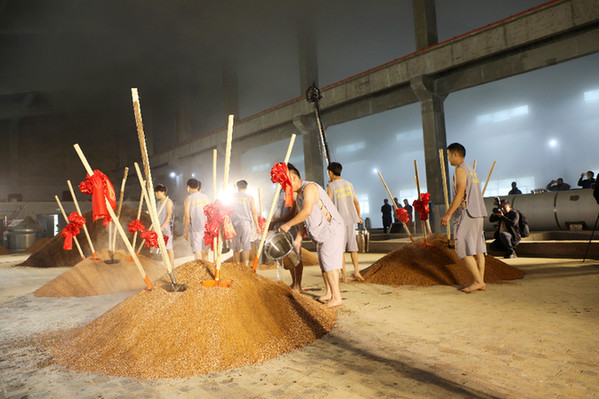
[191, 173, 196, 178]
[169, 172, 176, 178]
[372, 168, 378, 174]
[548, 139, 558, 148]
[584, 89, 599, 103]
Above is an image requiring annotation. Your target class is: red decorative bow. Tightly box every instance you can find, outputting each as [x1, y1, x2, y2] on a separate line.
[412, 193, 431, 221]
[394, 207, 410, 224]
[271, 162, 293, 207]
[68, 212, 86, 228]
[79, 170, 117, 226]
[61, 222, 82, 250]
[257, 216, 266, 233]
[203, 200, 237, 251]
[128, 219, 146, 234]
[140, 230, 169, 248]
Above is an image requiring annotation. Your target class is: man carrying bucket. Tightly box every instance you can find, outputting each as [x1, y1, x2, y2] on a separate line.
[279, 163, 345, 308]
[326, 162, 364, 282]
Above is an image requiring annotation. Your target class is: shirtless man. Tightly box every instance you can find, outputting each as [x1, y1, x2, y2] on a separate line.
[155, 184, 175, 268]
[230, 180, 259, 266]
[279, 163, 345, 308]
[183, 178, 210, 260]
[440, 143, 487, 293]
[326, 162, 364, 282]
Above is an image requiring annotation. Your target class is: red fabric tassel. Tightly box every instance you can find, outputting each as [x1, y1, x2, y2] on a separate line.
[140, 230, 167, 248]
[61, 222, 81, 250]
[270, 162, 293, 207]
[79, 170, 117, 226]
[257, 216, 266, 233]
[128, 219, 146, 234]
[68, 212, 86, 228]
[412, 193, 431, 221]
[203, 200, 237, 251]
[394, 207, 410, 224]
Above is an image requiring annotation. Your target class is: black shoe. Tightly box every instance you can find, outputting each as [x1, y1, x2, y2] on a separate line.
[504, 252, 517, 259]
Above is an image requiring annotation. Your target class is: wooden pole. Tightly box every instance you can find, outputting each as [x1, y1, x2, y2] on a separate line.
[110, 167, 129, 254]
[252, 134, 297, 272]
[73, 144, 152, 289]
[439, 148, 452, 244]
[377, 172, 413, 242]
[131, 181, 145, 249]
[213, 149, 217, 202]
[135, 195, 169, 255]
[481, 161, 496, 197]
[222, 114, 234, 191]
[472, 160, 477, 172]
[54, 195, 85, 260]
[130, 89, 175, 282]
[66, 179, 99, 260]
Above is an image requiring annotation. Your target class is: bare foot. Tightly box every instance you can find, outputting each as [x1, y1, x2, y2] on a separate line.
[317, 295, 331, 303]
[460, 282, 486, 293]
[352, 273, 365, 282]
[291, 285, 302, 294]
[326, 299, 343, 308]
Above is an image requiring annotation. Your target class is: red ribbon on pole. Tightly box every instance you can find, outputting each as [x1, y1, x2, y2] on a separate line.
[271, 162, 293, 207]
[61, 224, 80, 250]
[394, 207, 410, 224]
[257, 216, 266, 234]
[78, 170, 117, 226]
[140, 230, 169, 248]
[128, 219, 146, 234]
[412, 193, 431, 221]
[203, 200, 236, 251]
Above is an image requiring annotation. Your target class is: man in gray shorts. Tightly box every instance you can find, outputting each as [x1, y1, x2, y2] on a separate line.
[230, 180, 259, 266]
[326, 162, 364, 282]
[184, 178, 210, 260]
[279, 163, 345, 308]
[441, 143, 487, 293]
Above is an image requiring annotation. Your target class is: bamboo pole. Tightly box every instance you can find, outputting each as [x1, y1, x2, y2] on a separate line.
[110, 167, 129, 255]
[130, 181, 145, 249]
[439, 149, 452, 246]
[54, 195, 85, 260]
[66, 179, 99, 260]
[472, 160, 477, 172]
[481, 161, 496, 197]
[131, 89, 176, 287]
[222, 115, 234, 191]
[377, 172, 413, 242]
[252, 134, 296, 272]
[73, 144, 152, 290]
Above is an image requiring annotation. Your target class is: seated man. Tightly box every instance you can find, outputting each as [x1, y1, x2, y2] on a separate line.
[489, 199, 521, 258]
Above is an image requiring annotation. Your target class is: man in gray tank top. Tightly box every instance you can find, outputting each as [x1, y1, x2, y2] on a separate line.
[155, 184, 175, 268]
[279, 163, 345, 308]
[230, 180, 259, 266]
[326, 162, 364, 282]
[441, 143, 487, 293]
[184, 178, 210, 261]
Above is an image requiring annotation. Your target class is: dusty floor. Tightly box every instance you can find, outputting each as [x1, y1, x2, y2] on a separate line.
[0, 251, 598, 399]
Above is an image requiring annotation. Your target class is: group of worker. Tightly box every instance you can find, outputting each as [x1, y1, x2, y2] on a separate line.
[154, 141, 487, 307]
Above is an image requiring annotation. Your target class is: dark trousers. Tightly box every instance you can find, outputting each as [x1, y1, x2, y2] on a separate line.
[490, 232, 515, 254]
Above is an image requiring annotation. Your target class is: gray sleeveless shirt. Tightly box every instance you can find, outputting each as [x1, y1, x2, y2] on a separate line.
[188, 191, 209, 232]
[297, 181, 343, 243]
[328, 178, 360, 225]
[452, 162, 487, 218]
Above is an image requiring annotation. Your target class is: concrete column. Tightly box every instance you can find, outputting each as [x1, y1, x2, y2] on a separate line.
[410, 75, 448, 233]
[222, 60, 239, 120]
[412, 0, 438, 50]
[293, 115, 324, 186]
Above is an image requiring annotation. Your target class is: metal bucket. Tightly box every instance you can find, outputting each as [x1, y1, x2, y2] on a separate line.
[263, 231, 300, 267]
[356, 225, 370, 253]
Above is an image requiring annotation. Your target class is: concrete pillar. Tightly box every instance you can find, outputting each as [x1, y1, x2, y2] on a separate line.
[222, 60, 239, 120]
[293, 115, 325, 186]
[410, 75, 448, 233]
[412, 0, 438, 50]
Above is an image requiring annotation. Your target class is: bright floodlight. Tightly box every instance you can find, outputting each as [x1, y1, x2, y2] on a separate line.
[170, 172, 176, 178]
[548, 139, 558, 148]
[191, 173, 196, 178]
[372, 168, 378, 174]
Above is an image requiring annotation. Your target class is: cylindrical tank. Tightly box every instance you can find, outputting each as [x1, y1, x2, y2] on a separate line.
[483, 189, 599, 232]
[36, 214, 60, 238]
[356, 224, 370, 253]
[6, 217, 43, 252]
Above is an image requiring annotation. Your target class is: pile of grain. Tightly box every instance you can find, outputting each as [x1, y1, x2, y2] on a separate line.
[34, 249, 166, 297]
[0, 245, 12, 255]
[52, 261, 337, 379]
[362, 234, 524, 286]
[19, 206, 152, 268]
[24, 237, 52, 253]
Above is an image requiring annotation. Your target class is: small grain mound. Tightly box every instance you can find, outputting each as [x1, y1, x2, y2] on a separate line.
[362, 234, 524, 286]
[19, 206, 153, 268]
[0, 245, 12, 255]
[34, 249, 166, 297]
[24, 237, 52, 253]
[52, 261, 337, 379]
